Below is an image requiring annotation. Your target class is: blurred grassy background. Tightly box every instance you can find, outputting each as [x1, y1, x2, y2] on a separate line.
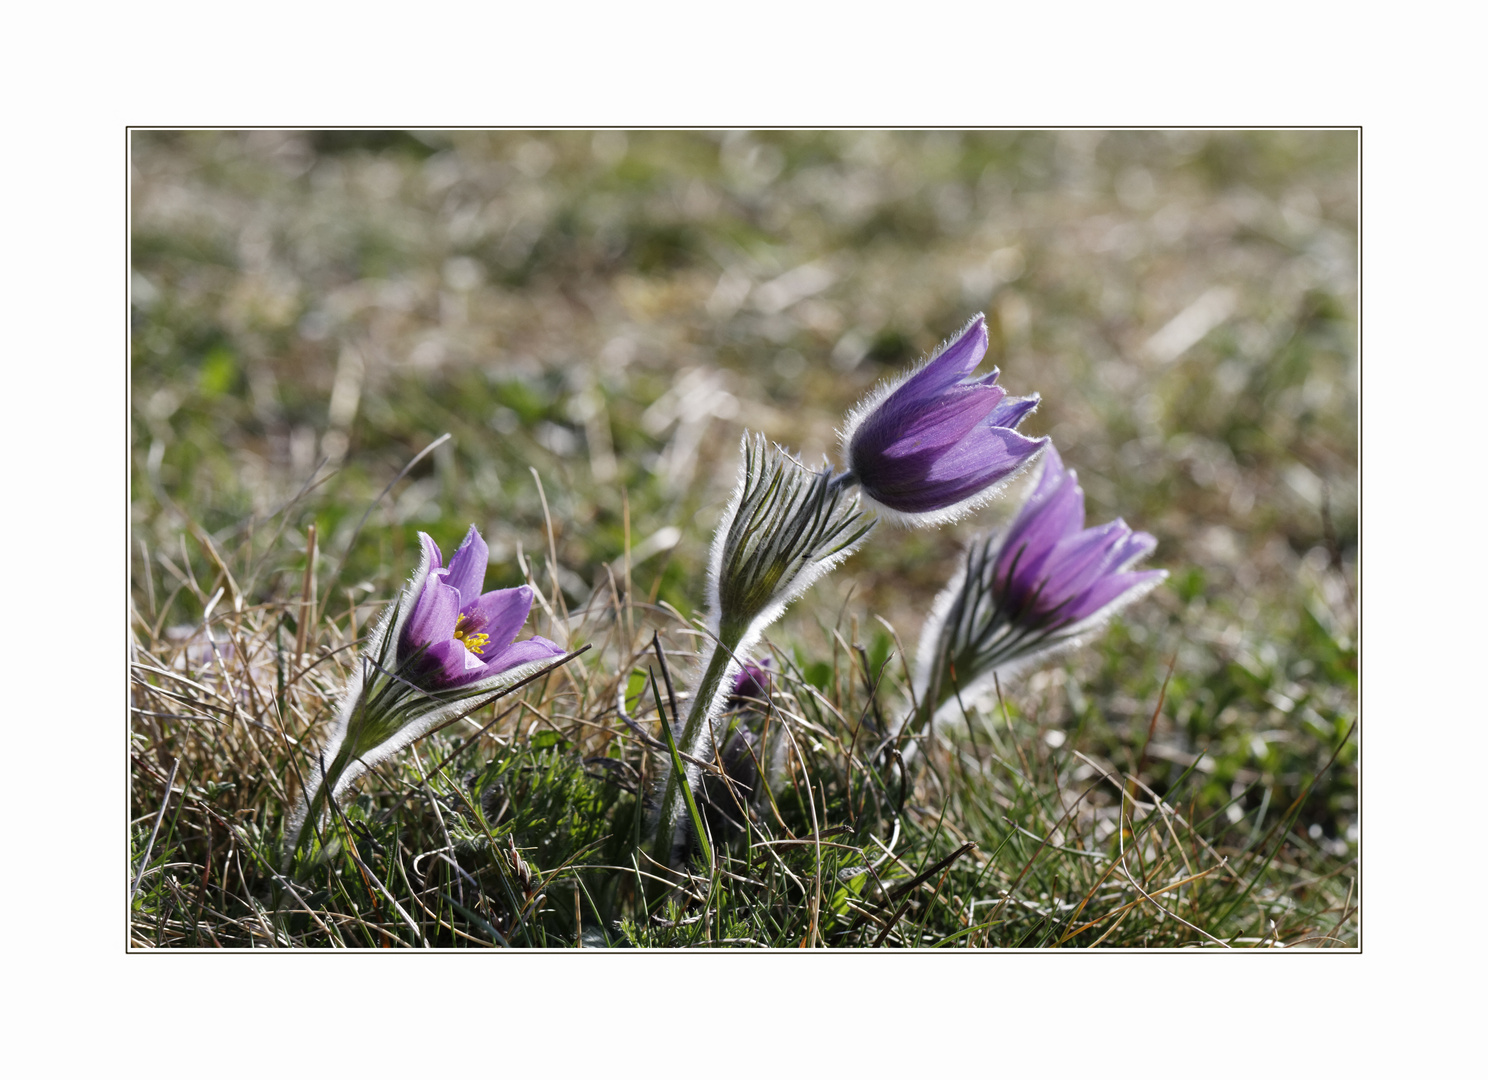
[130, 130, 1356, 854]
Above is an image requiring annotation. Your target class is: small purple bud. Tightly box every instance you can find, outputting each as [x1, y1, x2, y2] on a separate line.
[730, 658, 772, 704]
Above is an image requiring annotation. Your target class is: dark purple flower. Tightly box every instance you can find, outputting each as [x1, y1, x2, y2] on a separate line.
[992, 444, 1164, 628]
[399, 527, 564, 690]
[842, 314, 1047, 522]
[913, 444, 1166, 720]
[730, 658, 772, 704]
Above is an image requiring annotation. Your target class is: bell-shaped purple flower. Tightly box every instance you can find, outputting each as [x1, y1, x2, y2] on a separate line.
[841, 314, 1048, 524]
[913, 444, 1166, 722]
[992, 445, 1164, 630]
[400, 527, 565, 690]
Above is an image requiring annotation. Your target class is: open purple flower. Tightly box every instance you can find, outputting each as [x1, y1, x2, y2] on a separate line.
[400, 527, 564, 690]
[841, 314, 1047, 524]
[285, 525, 566, 866]
[913, 444, 1165, 722]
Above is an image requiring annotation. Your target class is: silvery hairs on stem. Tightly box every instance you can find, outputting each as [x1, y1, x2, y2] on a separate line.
[283, 529, 563, 868]
[707, 433, 876, 660]
[650, 434, 874, 870]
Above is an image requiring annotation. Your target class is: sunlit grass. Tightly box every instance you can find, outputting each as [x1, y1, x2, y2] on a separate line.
[130, 130, 1356, 948]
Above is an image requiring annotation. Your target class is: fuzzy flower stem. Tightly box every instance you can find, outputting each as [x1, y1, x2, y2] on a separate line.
[645, 435, 874, 889]
[649, 629, 741, 885]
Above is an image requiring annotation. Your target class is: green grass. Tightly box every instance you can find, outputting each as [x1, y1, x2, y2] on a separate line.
[130, 130, 1356, 948]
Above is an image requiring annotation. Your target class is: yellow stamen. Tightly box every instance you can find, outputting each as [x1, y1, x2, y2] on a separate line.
[452, 613, 490, 656]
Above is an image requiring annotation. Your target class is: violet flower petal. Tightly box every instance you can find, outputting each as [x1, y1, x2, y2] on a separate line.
[457, 586, 536, 658]
[997, 466, 1084, 581]
[1065, 569, 1166, 623]
[1037, 521, 1131, 601]
[1108, 528, 1159, 571]
[873, 387, 1004, 458]
[418, 531, 444, 573]
[923, 424, 1046, 486]
[477, 635, 566, 677]
[443, 525, 488, 603]
[419, 637, 476, 686]
[887, 316, 989, 405]
[856, 420, 1045, 515]
[987, 393, 1040, 430]
[403, 578, 461, 656]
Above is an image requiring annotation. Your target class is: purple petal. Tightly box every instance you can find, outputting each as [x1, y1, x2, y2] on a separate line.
[1029, 443, 1068, 501]
[1037, 521, 1130, 601]
[856, 427, 1046, 515]
[997, 460, 1083, 581]
[1064, 569, 1166, 623]
[443, 525, 488, 604]
[1108, 528, 1158, 570]
[402, 578, 461, 655]
[420, 638, 476, 688]
[885, 316, 989, 407]
[417, 531, 444, 573]
[874, 386, 1004, 458]
[457, 586, 536, 656]
[987, 392, 1039, 431]
[923, 426, 1045, 487]
[477, 635, 567, 678]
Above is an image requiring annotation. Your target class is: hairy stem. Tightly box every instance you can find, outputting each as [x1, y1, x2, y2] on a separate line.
[649, 628, 741, 885]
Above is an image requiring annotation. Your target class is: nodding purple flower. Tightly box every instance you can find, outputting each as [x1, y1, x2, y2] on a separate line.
[840, 314, 1048, 524]
[400, 527, 564, 690]
[913, 444, 1166, 720]
[991, 445, 1163, 629]
[730, 659, 772, 705]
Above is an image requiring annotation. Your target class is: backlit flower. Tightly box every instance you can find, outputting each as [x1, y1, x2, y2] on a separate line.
[400, 527, 564, 690]
[285, 525, 564, 866]
[913, 444, 1166, 720]
[841, 314, 1047, 524]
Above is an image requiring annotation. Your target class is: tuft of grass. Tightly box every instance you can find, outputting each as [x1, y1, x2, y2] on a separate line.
[129, 481, 1355, 948]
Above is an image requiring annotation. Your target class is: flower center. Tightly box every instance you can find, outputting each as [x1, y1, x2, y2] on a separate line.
[452, 614, 490, 656]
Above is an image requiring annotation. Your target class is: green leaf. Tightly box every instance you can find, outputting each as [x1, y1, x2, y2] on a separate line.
[530, 730, 569, 753]
[198, 344, 237, 399]
[624, 669, 648, 714]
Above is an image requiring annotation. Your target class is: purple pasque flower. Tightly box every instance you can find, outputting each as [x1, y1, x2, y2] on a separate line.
[913, 443, 1165, 720]
[286, 523, 567, 867]
[841, 314, 1047, 524]
[992, 444, 1164, 629]
[400, 526, 564, 690]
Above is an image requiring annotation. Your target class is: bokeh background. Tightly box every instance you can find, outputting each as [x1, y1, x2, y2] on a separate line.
[130, 130, 1357, 849]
